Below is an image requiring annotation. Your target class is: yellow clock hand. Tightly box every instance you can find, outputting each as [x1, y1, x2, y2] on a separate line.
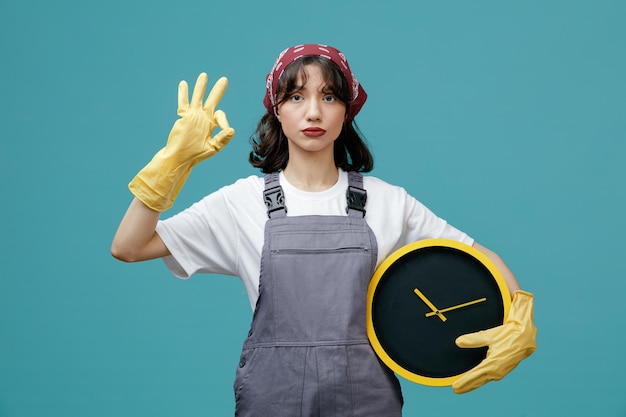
[425, 298, 487, 318]
[413, 288, 447, 322]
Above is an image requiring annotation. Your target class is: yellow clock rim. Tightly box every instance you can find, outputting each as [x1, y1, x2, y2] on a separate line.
[366, 238, 512, 386]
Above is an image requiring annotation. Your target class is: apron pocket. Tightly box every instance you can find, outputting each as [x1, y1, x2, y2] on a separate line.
[270, 247, 372, 342]
[234, 347, 306, 417]
[347, 344, 404, 416]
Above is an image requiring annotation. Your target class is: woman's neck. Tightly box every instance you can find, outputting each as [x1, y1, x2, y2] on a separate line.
[283, 158, 339, 192]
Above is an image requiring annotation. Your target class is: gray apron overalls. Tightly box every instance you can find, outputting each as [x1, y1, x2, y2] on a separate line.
[233, 172, 403, 417]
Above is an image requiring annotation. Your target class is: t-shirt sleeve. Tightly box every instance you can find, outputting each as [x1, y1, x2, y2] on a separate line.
[402, 193, 474, 245]
[155, 187, 241, 279]
[363, 177, 474, 263]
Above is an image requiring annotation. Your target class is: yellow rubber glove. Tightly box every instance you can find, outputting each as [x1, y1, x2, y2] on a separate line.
[129, 73, 235, 211]
[452, 290, 537, 394]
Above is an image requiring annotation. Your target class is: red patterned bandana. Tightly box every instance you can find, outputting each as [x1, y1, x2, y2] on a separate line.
[263, 44, 367, 121]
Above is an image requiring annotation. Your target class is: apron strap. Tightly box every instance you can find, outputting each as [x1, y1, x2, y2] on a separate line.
[346, 171, 367, 218]
[263, 171, 367, 218]
[264, 172, 287, 218]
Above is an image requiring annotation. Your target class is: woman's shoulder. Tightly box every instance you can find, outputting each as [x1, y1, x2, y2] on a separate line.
[188, 175, 266, 228]
[188, 175, 265, 213]
[361, 173, 424, 217]
[220, 175, 265, 195]
[362, 174, 409, 197]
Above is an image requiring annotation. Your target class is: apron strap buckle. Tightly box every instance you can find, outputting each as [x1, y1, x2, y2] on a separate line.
[264, 186, 287, 218]
[346, 185, 367, 218]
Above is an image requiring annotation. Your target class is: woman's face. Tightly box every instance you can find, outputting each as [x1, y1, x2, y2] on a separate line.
[276, 64, 347, 160]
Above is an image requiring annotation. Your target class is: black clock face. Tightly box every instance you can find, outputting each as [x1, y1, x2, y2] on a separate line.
[367, 240, 510, 385]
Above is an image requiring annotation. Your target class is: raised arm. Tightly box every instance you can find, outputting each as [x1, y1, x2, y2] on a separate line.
[111, 198, 168, 262]
[111, 73, 234, 262]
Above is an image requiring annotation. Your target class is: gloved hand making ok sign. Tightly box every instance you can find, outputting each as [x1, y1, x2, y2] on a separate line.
[129, 73, 235, 212]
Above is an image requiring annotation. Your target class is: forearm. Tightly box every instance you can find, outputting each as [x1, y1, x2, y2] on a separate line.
[111, 198, 170, 262]
[111, 73, 232, 263]
[454, 244, 536, 393]
[472, 242, 521, 295]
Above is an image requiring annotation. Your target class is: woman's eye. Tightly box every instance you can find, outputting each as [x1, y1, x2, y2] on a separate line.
[290, 94, 303, 102]
[323, 95, 336, 102]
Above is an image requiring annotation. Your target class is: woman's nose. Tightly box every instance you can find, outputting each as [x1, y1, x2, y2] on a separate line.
[305, 100, 322, 120]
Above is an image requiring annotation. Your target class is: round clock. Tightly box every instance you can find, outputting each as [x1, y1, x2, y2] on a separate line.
[366, 239, 511, 386]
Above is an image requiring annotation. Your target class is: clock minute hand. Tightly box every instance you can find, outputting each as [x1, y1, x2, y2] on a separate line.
[425, 298, 487, 318]
[413, 288, 447, 322]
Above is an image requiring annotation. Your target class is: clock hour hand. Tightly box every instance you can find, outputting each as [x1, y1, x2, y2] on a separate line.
[425, 298, 487, 318]
[413, 288, 447, 322]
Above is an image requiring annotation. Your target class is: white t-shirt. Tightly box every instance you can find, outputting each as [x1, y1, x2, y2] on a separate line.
[156, 170, 473, 309]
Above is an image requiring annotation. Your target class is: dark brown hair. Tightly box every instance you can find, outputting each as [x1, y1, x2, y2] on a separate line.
[249, 56, 374, 173]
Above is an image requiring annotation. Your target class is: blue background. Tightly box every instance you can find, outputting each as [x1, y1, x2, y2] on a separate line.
[1, 0, 624, 416]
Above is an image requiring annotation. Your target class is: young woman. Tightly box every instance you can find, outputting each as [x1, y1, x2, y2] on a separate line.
[112, 44, 536, 416]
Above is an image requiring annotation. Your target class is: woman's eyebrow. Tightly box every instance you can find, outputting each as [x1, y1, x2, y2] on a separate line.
[285, 84, 305, 94]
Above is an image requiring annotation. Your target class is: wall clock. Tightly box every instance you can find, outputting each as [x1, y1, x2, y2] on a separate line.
[366, 239, 511, 386]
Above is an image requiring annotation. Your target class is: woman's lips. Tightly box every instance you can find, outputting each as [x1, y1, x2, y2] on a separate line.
[302, 127, 327, 137]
